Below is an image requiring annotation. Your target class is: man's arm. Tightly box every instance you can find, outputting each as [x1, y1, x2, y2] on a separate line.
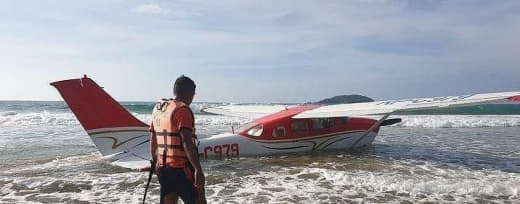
[150, 132, 157, 161]
[179, 128, 204, 187]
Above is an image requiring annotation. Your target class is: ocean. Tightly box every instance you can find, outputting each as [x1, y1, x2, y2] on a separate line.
[0, 101, 519, 203]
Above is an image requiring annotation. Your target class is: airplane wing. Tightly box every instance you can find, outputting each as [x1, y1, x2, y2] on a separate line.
[293, 91, 520, 119]
[202, 104, 297, 118]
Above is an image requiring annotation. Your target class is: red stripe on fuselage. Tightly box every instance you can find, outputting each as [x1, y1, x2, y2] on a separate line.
[244, 130, 371, 143]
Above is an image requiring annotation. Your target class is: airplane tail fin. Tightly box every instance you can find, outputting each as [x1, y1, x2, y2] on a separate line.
[50, 75, 148, 131]
[51, 75, 150, 157]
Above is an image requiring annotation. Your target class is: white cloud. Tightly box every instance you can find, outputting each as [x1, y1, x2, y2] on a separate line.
[131, 3, 163, 14]
[130, 3, 202, 18]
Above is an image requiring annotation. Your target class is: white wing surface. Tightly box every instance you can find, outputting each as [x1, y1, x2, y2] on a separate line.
[293, 91, 520, 118]
[202, 104, 296, 118]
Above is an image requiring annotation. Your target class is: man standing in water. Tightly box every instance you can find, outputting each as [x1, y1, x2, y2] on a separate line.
[149, 75, 206, 204]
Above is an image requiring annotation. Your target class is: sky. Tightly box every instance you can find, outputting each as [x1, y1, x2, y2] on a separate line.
[1, 0, 519, 103]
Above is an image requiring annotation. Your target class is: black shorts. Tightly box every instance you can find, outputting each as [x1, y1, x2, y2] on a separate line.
[157, 167, 197, 204]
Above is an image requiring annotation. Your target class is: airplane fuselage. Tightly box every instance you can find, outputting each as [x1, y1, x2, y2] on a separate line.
[199, 105, 380, 159]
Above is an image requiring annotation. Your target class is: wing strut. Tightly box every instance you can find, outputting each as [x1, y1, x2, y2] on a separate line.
[350, 113, 391, 150]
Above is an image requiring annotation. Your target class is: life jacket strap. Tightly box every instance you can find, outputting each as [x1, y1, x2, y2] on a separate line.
[154, 131, 181, 137]
[157, 154, 187, 158]
[157, 144, 184, 150]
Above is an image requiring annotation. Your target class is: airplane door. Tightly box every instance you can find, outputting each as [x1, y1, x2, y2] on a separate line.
[290, 119, 309, 137]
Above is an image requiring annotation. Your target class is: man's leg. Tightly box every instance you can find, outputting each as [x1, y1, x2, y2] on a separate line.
[163, 192, 179, 204]
[158, 168, 179, 204]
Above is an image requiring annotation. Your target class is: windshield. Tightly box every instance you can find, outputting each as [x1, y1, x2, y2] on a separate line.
[236, 122, 256, 133]
[247, 124, 263, 137]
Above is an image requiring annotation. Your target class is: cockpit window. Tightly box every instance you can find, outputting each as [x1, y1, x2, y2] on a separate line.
[247, 124, 263, 137]
[291, 120, 308, 133]
[272, 126, 286, 137]
[311, 118, 335, 130]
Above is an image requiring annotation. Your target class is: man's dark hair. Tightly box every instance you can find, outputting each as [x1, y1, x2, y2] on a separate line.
[173, 75, 196, 96]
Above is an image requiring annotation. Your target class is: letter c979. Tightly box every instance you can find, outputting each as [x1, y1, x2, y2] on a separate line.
[203, 143, 239, 159]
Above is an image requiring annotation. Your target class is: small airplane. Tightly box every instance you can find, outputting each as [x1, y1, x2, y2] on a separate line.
[51, 75, 520, 170]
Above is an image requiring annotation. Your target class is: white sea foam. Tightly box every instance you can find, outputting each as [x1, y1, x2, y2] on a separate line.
[203, 164, 519, 203]
[0, 153, 155, 203]
[319, 167, 518, 197]
[0, 111, 250, 129]
[1, 111, 17, 116]
[2, 110, 520, 129]
[1, 171, 153, 204]
[394, 115, 520, 128]
[0, 111, 79, 127]
[1, 130, 519, 203]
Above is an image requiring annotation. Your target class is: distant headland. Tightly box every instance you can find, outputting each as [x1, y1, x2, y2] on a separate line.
[313, 95, 374, 105]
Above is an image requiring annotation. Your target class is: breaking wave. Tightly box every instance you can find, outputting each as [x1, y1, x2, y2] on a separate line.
[2, 110, 520, 129]
[393, 115, 520, 128]
[1, 101, 520, 129]
[0, 111, 80, 126]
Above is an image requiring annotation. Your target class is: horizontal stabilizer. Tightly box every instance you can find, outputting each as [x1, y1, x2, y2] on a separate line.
[110, 154, 149, 170]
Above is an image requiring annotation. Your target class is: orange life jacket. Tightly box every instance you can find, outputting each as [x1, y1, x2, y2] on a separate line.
[151, 99, 196, 168]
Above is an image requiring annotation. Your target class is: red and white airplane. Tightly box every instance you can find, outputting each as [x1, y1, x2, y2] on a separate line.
[51, 75, 520, 169]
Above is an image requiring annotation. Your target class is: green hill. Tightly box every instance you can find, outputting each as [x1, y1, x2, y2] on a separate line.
[315, 95, 374, 105]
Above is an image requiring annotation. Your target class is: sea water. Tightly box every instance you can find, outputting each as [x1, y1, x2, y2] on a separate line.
[0, 101, 519, 203]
